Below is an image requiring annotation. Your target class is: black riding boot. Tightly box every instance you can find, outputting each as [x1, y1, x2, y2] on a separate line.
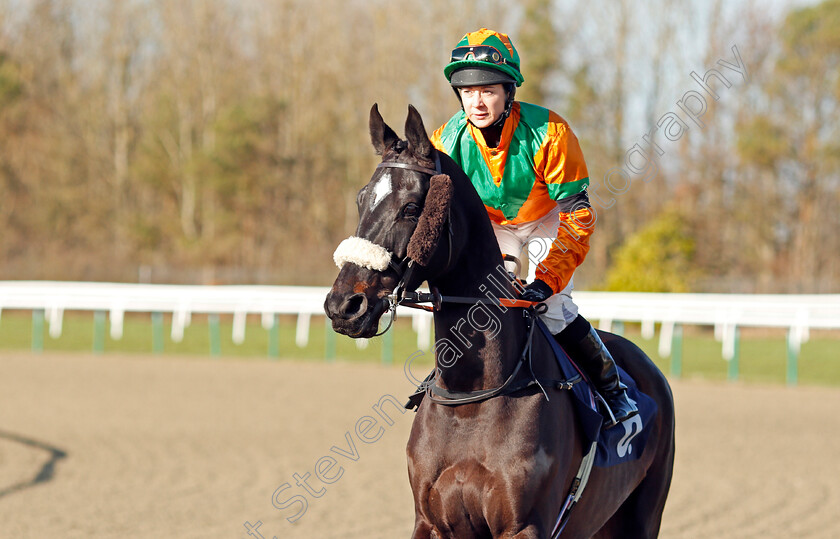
[556, 316, 638, 427]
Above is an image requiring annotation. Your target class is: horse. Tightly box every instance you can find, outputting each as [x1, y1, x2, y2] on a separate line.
[324, 104, 675, 538]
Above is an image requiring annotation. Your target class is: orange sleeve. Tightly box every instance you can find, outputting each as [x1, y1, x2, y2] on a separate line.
[533, 115, 594, 294]
[534, 205, 594, 293]
[540, 116, 589, 190]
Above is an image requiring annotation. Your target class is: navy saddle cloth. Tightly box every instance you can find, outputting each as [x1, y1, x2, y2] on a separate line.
[536, 319, 657, 468]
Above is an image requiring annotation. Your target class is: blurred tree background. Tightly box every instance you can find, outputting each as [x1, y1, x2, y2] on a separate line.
[0, 0, 837, 292]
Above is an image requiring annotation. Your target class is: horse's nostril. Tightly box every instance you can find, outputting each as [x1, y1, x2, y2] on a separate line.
[340, 293, 368, 319]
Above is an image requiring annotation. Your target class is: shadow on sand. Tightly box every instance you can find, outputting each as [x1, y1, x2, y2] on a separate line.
[0, 429, 67, 499]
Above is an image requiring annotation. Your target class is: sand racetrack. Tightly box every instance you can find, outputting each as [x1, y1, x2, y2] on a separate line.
[1, 352, 839, 538]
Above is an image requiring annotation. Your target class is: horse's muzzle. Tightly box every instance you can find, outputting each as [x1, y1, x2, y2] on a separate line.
[324, 290, 389, 338]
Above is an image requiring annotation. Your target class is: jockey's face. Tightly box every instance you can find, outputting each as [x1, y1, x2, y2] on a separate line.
[458, 84, 507, 128]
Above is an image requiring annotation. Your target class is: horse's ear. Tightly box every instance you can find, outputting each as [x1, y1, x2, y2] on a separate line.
[407, 174, 453, 266]
[405, 104, 433, 160]
[370, 103, 399, 155]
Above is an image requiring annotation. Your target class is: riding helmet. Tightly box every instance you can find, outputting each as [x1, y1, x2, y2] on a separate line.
[444, 28, 524, 88]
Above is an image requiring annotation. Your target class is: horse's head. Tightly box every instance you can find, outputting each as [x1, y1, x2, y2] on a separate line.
[324, 104, 457, 338]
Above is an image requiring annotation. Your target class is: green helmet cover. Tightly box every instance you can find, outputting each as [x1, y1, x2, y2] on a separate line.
[444, 29, 524, 87]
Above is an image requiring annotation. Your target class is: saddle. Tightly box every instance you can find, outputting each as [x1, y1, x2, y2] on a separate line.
[405, 318, 657, 468]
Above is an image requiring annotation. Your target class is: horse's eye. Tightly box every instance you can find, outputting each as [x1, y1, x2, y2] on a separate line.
[402, 203, 421, 219]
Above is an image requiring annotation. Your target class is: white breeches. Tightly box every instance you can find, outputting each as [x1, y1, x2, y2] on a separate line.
[491, 206, 579, 334]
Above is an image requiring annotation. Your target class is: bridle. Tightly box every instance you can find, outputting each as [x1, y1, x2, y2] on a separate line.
[369, 152, 451, 335]
[357, 153, 536, 336]
[376, 153, 448, 284]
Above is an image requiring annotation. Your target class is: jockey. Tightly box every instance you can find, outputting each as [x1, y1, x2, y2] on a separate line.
[429, 28, 637, 426]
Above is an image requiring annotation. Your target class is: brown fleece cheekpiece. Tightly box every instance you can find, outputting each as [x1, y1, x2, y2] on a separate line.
[406, 174, 453, 266]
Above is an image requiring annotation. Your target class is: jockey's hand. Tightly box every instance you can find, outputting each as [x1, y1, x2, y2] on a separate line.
[520, 279, 553, 303]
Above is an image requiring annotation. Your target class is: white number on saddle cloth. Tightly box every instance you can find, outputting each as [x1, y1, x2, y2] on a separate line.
[616, 397, 643, 458]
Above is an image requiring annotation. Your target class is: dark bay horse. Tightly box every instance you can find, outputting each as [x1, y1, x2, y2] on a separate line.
[325, 104, 675, 538]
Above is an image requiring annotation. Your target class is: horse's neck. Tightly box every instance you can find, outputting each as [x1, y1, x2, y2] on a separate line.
[430, 245, 527, 392]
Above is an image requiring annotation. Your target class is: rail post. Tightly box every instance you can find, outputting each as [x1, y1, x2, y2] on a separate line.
[31, 309, 45, 353]
[325, 316, 336, 362]
[670, 323, 683, 378]
[786, 327, 800, 386]
[209, 313, 221, 357]
[727, 326, 740, 382]
[381, 324, 394, 364]
[93, 310, 106, 354]
[152, 312, 165, 354]
[268, 314, 280, 359]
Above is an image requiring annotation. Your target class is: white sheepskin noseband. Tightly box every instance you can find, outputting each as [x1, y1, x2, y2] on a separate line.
[333, 236, 393, 271]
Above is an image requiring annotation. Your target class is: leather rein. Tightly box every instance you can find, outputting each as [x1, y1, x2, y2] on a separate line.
[427, 306, 582, 407]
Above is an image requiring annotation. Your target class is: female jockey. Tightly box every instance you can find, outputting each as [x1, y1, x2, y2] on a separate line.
[429, 28, 637, 426]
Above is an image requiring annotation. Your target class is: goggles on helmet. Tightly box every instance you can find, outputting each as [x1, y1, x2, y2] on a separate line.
[449, 45, 518, 69]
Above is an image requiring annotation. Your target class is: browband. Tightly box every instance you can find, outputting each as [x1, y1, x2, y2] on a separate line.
[376, 161, 438, 176]
[376, 152, 441, 176]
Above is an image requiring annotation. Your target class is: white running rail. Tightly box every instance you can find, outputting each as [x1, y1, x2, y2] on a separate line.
[1, 281, 838, 357]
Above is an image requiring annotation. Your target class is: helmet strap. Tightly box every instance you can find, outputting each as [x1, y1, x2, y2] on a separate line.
[491, 84, 516, 127]
[452, 87, 465, 112]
